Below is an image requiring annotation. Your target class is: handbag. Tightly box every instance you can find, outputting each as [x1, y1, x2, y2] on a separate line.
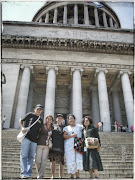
[74, 137, 83, 154]
[85, 137, 99, 149]
[17, 116, 40, 143]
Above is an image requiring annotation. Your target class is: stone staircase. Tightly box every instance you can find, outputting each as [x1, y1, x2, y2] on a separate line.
[2, 129, 134, 179]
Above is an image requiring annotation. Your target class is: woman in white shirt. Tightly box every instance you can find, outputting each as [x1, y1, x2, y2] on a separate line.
[63, 114, 83, 179]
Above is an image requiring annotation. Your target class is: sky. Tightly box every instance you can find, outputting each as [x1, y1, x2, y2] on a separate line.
[2, 1, 134, 29]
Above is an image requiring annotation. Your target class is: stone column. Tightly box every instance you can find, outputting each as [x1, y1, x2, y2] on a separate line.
[63, 5, 67, 24]
[84, 4, 89, 25]
[109, 17, 113, 28]
[71, 68, 83, 124]
[14, 65, 33, 128]
[96, 69, 111, 132]
[114, 22, 117, 28]
[111, 89, 123, 125]
[26, 81, 34, 113]
[103, 11, 108, 28]
[45, 12, 49, 23]
[44, 67, 58, 120]
[74, 4, 78, 25]
[69, 86, 73, 114]
[53, 8, 58, 23]
[39, 17, 42, 23]
[91, 87, 100, 125]
[119, 70, 134, 131]
[94, 7, 99, 27]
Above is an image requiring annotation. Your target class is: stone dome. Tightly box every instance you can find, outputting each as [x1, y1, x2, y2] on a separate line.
[32, 1, 121, 29]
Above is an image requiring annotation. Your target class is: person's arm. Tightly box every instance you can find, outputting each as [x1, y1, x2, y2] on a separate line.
[19, 113, 31, 133]
[63, 131, 77, 139]
[19, 119, 27, 133]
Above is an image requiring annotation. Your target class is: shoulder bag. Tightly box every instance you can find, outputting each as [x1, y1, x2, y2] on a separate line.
[74, 137, 84, 154]
[85, 137, 99, 149]
[17, 116, 40, 143]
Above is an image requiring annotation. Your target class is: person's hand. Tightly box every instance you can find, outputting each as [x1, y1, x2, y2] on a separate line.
[21, 127, 27, 133]
[94, 138, 98, 143]
[48, 131, 52, 136]
[71, 133, 77, 138]
[97, 145, 100, 152]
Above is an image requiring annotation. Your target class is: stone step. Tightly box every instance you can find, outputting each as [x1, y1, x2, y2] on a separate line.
[2, 138, 133, 142]
[101, 161, 134, 164]
[1, 155, 133, 161]
[2, 156, 133, 162]
[2, 164, 133, 172]
[2, 159, 133, 166]
[3, 137, 133, 140]
[2, 149, 133, 155]
[2, 137, 133, 142]
[2, 171, 133, 179]
[2, 156, 133, 163]
[2, 161, 133, 169]
[2, 146, 133, 151]
[2, 130, 133, 179]
[2, 151, 133, 157]
[2, 131, 133, 138]
[2, 168, 133, 177]
[2, 151, 133, 156]
[2, 145, 133, 151]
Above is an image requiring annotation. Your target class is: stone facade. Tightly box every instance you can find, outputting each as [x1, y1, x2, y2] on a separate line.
[2, 2, 134, 131]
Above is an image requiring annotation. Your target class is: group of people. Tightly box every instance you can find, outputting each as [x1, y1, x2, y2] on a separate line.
[19, 104, 103, 179]
[114, 121, 134, 132]
[114, 121, 121, 132]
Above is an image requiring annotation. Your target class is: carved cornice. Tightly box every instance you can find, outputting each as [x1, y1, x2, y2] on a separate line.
[2, 58, 134, 71]
[2, 35, 134, 55]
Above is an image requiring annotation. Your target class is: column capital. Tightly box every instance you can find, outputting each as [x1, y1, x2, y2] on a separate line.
[20, 65, 33, 71]
[70, 67, 84, 76]
[118, 70, 132, 78]
[46, 66, 58, 75]
[95, 68, 108, 76]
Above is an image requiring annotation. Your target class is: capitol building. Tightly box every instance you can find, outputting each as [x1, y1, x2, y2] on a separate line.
[2, 1, 134, 132]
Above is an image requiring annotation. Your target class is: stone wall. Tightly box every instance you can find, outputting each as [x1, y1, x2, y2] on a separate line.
[2, 64, 20, 128]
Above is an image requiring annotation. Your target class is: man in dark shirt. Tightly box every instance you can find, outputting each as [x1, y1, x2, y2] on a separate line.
[19, 104, 43, 179]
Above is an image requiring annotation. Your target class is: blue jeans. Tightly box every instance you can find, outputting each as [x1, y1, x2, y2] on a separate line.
[20, 137, 37, 177]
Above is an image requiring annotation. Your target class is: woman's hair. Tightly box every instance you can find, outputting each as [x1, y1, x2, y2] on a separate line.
[67, 114, 76, 121]
[82, 116, 93, 126]
[44, 115, 54, 130]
